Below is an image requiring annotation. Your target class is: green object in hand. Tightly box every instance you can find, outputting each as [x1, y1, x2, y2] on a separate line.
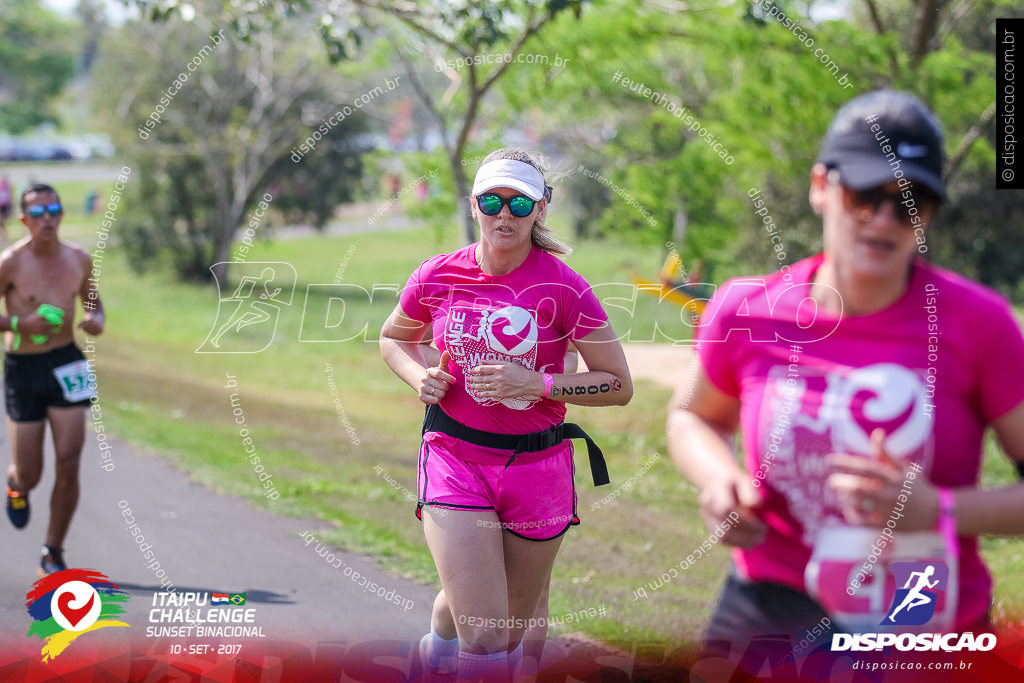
[12, 304, 64, 350]
[32, 304, 64, 344]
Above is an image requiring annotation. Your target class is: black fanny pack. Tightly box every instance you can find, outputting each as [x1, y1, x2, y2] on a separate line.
[422, 403, 610, 487]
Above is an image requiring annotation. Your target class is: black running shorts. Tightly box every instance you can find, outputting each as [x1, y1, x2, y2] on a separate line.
[4, 343, 95, 422]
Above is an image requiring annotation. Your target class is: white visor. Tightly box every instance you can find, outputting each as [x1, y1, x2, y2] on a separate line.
[471, 159, 545, 201]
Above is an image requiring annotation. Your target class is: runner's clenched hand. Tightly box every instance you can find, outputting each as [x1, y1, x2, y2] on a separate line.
[469, 361, 542, 399]
[699, 474, 767, 549]
[16, 313, 54, 336]
[827, 428, 939, 531]
[420, 350, 455, 405]
[78, 315, 103, 335]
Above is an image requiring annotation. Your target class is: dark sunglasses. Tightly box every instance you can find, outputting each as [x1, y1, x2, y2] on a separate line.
[829, 172, 939, 223]
[26, 203, 63, 218]
[476, 193, 536, 218]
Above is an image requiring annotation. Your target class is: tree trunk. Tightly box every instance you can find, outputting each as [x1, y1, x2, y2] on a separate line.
[210, 244, 231, 284]
[451, 154, 476, 245]
[210, 199, 247, 284]
[571, 184, 588, 240]
[673, 206, 688, 247]
[910, 0, 942, 69]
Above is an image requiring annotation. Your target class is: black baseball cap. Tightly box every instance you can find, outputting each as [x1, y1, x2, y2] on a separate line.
[817, 90, 947, 202]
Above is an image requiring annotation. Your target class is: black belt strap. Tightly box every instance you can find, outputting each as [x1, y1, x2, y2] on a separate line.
[422, 403, 610, 487]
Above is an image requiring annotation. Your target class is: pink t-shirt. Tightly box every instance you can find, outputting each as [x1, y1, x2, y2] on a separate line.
[399, 244, 608, 435]
[697, 253, 1024, 629]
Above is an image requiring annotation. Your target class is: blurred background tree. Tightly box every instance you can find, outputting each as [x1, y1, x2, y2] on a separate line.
[0, 0, 77, 133]
[498, 0, 1017, 289]
[13, 0, 1017, 297]
[89, 2, 371, 281]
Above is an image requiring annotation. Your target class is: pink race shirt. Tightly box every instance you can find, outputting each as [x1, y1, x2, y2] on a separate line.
[697, 253, 1024, 629]
[399, 244, 608, 435]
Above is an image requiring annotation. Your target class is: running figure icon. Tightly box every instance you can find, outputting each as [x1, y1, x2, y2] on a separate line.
[887, 565, 939, 622]
[210, 267, 284, 348]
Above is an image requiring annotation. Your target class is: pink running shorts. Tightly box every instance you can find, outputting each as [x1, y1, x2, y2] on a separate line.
[415, 431, 580, 541]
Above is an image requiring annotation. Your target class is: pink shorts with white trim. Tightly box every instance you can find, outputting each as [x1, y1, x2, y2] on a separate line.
[415, 431, 579, 541]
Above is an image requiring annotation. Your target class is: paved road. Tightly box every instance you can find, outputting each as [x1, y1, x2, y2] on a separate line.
[0, 424, 614, 680]
[0, 426, 436, 649]
[0, 163, 125, 184]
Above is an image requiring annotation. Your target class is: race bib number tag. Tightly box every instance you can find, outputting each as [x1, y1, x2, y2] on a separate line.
[53, 359, 97, 402]
[805, 524, 957, 633]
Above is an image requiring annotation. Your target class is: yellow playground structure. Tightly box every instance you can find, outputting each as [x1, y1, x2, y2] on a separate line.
[633, 251, 712, 318]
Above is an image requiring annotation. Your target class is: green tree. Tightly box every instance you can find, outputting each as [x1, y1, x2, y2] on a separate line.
[128, 0, 591, 245]
[500, 0, 1021, 294]
[0, 0, 76, 133]
[356, 0, 591, 244]
[75, 0, 108, 74]
[90, 4, 370, 281]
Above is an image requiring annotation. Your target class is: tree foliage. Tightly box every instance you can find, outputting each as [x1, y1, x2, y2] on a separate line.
[499, 0, 1020, 294]
[0, 0, 77, 133]
[104, 0, 1024, 294]
[91, 3, 369, 281]
[123, 0, 591, 251]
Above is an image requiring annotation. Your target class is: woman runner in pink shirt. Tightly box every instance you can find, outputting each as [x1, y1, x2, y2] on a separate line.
[667, 90, 1024, 665]
[381, 148, 632, 681]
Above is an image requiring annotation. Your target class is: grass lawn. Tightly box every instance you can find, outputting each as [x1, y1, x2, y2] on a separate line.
[73, 223, 1024, 652]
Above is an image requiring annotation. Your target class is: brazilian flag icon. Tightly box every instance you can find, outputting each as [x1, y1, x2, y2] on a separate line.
[229, 593, 246, 605]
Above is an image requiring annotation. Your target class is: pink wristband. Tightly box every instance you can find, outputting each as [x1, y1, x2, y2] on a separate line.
[541, 372, 554, 398]
[937, 487, 958, 559]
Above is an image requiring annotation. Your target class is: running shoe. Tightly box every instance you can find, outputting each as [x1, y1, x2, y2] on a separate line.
[6, 486, 29, 529]
[39, 546, 67, 576]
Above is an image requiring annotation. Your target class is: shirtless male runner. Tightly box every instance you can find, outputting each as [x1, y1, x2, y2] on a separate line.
[1, 183, 105, 575]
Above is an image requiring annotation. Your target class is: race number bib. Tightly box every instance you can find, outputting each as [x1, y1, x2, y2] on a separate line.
[804, 524, 957, 632]
[53, 359, 97, 403]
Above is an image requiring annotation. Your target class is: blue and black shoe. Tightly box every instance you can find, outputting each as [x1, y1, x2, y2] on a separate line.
[39, 546, 67, 576]
[6, 486, 29, 529]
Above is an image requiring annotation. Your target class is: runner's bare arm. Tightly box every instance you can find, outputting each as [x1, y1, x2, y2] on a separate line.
[546, 323, 631, 406]
[380, 305, 433, 384]
[666, 358, 742, 488]
[0, 251, 47, 337]
[948, 399, 1024, 536]
[380, 304, 454, 405]
[77, 250, 105, 335]
[564, 344, 579, 373]
[0, 250, 14, 330]
[468, 324, 630, 406]
[421, 344, 441, 367]
[666, 358, 766, 548]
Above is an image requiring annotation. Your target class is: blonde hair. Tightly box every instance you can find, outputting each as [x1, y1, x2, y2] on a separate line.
[479, 147, 572, 256]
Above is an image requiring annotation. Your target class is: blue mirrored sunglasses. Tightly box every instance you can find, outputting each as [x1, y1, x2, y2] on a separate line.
[26, 203, 63, 218]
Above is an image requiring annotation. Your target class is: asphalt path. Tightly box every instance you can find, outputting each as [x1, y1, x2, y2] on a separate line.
[0, 421, 617, 680]
[0, 424, 436, 654]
